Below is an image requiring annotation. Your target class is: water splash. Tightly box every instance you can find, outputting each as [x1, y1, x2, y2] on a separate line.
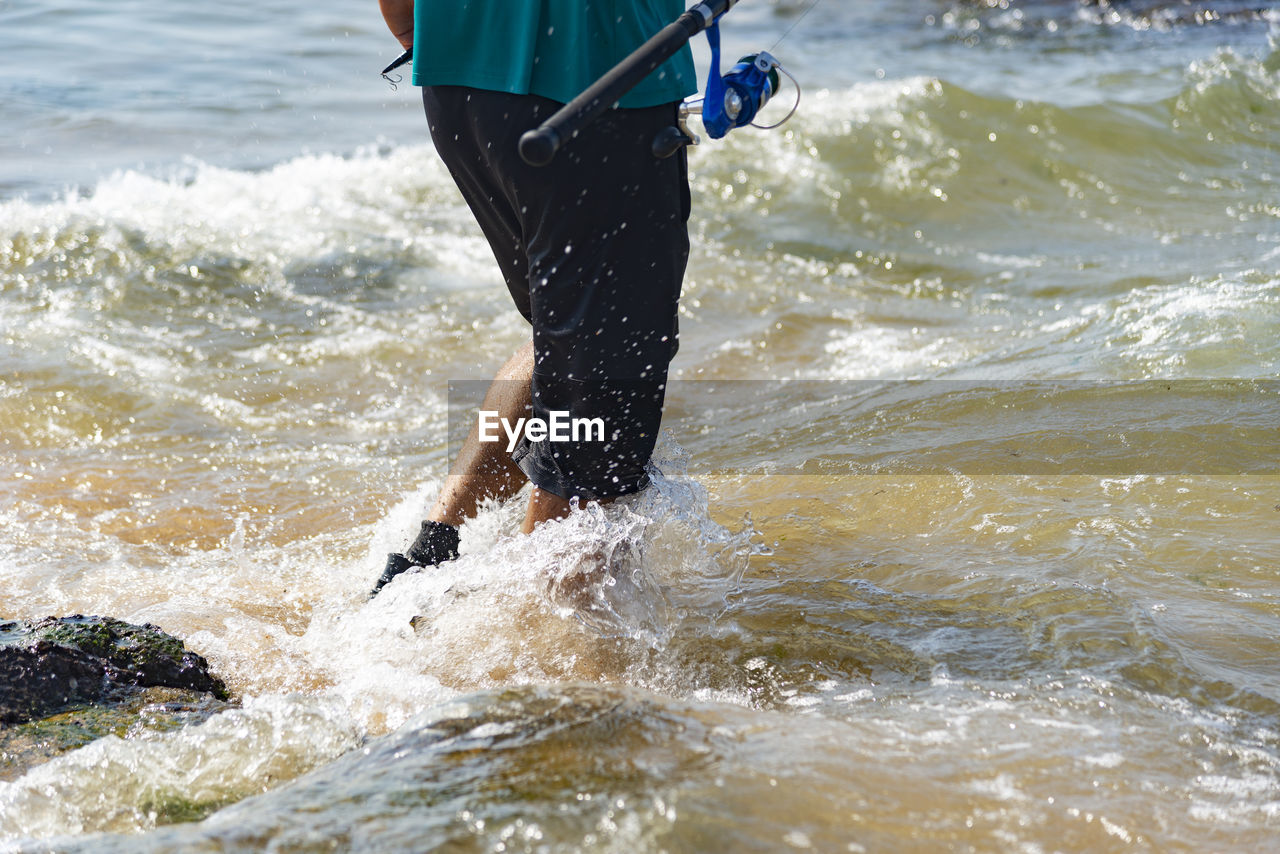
[291, 435, 766, 731]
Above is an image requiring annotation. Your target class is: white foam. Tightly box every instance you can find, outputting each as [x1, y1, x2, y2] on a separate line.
[1085, 273, 1280, 376]
[0, 695, 359, 840]
[0, 145, 465, 268]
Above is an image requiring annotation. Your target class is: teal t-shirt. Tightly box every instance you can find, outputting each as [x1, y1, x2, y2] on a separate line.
[411, 0, 697, 108]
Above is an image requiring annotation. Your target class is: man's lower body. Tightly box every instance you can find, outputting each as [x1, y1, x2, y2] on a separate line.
[372, 85, 691, 596]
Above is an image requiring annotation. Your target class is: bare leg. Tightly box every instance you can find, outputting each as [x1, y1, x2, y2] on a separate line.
[378, 339, 613, 597]
[427, 341, 533, 526]
[529, 487, 619, 608]
[521, 485, 575, 535]
[428, 338, 597, 535]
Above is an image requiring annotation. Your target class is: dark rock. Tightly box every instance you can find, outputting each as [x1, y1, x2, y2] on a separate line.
[0, 615, 229, 726]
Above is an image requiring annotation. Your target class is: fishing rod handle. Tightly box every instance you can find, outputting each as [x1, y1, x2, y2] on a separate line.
[519, 0, 739, 166]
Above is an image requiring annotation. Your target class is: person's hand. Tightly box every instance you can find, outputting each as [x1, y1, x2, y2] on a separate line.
[379, 0, 415, 50]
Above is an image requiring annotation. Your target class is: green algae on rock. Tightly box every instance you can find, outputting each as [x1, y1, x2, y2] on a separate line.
[0, 615, 229, 726]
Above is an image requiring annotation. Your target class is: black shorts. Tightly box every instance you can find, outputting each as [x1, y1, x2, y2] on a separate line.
[422, 85, 691, 501]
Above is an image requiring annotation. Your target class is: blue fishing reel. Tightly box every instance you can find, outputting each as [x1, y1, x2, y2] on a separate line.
[704, 51, 781, 137]
[703, 22, 785, 138]
[652, 19, 799, 158]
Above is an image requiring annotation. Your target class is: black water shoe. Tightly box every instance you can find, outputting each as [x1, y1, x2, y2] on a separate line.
[369, 520, 461, 598]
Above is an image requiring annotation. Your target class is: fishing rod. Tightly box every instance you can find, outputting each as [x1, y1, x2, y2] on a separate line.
[518, 0, 800, 166]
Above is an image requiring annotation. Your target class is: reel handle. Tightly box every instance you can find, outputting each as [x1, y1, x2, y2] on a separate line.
[651, 126, 694, 159]
[650, 101, 700, 159]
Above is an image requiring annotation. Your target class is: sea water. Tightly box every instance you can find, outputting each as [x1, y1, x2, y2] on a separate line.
[2, 0, 1279, 850]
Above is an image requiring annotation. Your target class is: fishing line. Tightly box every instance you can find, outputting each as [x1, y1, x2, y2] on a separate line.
[743, 0, 826, 127]
[768, 0, 826, 53]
